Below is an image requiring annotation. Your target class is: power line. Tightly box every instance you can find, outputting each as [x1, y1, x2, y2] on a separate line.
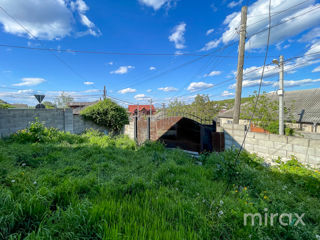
[0, 5, 92, 85]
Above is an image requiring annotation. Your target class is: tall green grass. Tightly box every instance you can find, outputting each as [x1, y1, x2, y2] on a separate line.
[0, 122, 319, 239]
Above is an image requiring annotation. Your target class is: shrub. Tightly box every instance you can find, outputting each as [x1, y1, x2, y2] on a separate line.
[80, 99, 129, 133]
[10, 119, 83, 144]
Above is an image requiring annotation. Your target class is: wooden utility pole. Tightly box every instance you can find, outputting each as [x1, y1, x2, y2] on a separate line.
[233, 6, 247, 124]
[103, 86, 106, 100]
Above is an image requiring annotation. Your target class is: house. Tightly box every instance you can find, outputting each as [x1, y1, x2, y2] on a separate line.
[68, 101, 98, 115]
[218, 88, 320, 133]
[128, 105, 156, 116]
[10, 103, 28, 109]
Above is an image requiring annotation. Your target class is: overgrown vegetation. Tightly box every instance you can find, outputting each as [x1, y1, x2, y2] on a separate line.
[80, 99, 129, 133]
[167, 94, 251, 123]
[0, 122, 319, 239]
[241, 91, 296, 135]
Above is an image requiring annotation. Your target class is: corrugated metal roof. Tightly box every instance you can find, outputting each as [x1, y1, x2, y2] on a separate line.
[218, 88, 320, 123]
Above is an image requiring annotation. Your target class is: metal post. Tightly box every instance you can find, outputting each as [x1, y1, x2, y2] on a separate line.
[233, 6, 247, 124]
[279, 55, 284, 135]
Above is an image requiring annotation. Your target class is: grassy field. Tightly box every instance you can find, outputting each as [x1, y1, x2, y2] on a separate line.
[0, 122, 319, 239]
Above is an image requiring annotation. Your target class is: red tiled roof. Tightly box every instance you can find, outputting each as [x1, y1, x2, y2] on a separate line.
[128, 105, 156, 113]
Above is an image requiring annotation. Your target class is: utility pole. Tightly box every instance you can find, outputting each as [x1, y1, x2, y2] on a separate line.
[272, 55, 284, 135]
[233, 6, 247, 124]
[279, 55, 284, 135]
[103, 86, 106, 100]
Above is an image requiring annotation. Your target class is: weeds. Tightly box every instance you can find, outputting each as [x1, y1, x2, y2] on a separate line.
[0, 122, 319, 239]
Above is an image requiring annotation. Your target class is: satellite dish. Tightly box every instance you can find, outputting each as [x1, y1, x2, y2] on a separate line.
[34, 95, 45, 109]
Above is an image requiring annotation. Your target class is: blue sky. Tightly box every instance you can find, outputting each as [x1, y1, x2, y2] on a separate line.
[0, 0, 320, 106]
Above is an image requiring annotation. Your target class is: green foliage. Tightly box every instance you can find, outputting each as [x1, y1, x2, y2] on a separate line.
[43, 101, 57, 109]
[167, 94, 251, 123]
[0, 103, 12, 109]
[10, 118, 83, 144]
[241, 91, 295, 135]
[80, 99, 129, 133]
[0, 127, 319, 239]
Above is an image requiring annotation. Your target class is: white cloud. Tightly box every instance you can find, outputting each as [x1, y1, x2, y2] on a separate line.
[187, 82, 214, 92]
[83, 81, 94, 85]
[13, 78, 45, 86]
[110, 66, 135, 74]
[206, 28, 214, 36]
[84, 89, 100, 93]
[236, 40, 320, 84]
[204, 70, 221, 77]
[299, 27, 320, 42]
[149, 66, 156, 70]
[158, 86, 178, 92]
[221, 0, 320, 50]
[229, 79, 273, 89]
[72, 0, 101, 37]
[134, 94, 149, 100]
[200, 39, 221, 51]
[147, 89, 152, 92]
[228, 0, 243, 8]
[312, 66, 320, 72]
[138, 0, 175, 10]
[118, 88, 137, 94]
[0, 0, 99, 40]
[221, 90, 234, 97]
[169, 22, 187, 49]
[273, 78, 320, 88]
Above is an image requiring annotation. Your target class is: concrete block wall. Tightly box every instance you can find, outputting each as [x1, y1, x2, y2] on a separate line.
[72, 115, 107, 134]
[0, 109, 107, 137]
[223, 124, 320, 169]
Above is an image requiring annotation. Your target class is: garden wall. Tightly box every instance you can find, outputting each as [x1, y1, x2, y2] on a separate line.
[0, 109, 106, 137]
[223, 124, 320, 169]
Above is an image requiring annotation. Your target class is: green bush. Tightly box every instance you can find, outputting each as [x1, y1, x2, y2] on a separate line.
[80, 99, 129, 133]
[10, 118, 83, 144]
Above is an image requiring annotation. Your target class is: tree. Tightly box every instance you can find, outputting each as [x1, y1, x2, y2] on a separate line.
[43, 101, 57, 109]
[54, 92, 73, 108]
[80, 99, 129, 133]
[240, 91, 295, 135]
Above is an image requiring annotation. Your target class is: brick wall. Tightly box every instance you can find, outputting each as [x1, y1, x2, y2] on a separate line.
[223, 124, 320, 169]
[0, 109, 107, 137]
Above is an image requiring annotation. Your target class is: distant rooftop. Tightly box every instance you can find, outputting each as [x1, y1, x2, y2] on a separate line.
[218, 88, 320, 124]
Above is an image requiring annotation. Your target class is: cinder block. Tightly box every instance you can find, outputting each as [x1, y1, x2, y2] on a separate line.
[287, 136, 309, 147]
[232, 124, 245, 131]
[233, 130, 245, 137]
[254, 145, 269, 154]
[234, 136, 244, 144]
[269, 134, 288, 143]
[269, 149, 287, 157]
[293, 145, 309, 154]
[254, 132, 270, 140]
[273, 143, 293, 152]
[245, 137, 259, 144]
[247, 132, 255, 138]
[309, 139, 320, 148]
[258, 139, 274, 148]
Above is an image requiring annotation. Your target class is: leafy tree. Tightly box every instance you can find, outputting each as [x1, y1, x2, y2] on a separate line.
[241, 91, 295, 135]
[54, 92, 73, 108]
[80, 99, 129, 133]
[43, 101, 57, 109]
